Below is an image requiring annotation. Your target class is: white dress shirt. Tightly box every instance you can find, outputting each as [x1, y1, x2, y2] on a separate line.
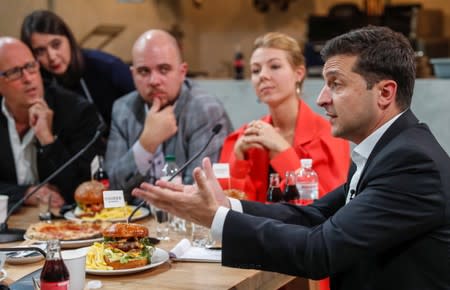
[211, 111, 406, 243]
[345, 111, 404, 203]
[1, 98, 38, 185]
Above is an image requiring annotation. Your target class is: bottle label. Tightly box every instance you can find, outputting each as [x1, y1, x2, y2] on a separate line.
[40, 280, 69, 290]
[298, 199, 314, 206]
[289, 199, 302, 205]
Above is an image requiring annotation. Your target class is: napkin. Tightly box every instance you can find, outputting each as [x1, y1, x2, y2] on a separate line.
[169, 238, 221, 263]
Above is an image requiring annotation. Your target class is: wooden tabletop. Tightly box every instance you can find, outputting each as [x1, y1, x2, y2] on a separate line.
[3, 206, 295, 289]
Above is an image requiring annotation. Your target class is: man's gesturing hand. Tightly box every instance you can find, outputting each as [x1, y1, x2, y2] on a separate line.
[132, 158, 229, 227]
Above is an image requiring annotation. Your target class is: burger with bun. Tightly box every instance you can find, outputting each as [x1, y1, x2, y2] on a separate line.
[102, 223, 154, 269]
[74, 180, 105, 218]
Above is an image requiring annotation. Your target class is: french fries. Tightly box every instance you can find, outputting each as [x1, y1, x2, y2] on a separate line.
[86, 242, 113, 270]
[81, 205, 141, 221]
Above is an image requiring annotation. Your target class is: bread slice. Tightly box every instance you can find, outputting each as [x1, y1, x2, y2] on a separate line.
[104, 256, 148, 270]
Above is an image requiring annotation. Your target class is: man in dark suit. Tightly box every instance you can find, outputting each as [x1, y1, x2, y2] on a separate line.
[132, 26, 450, 289]
[0, 37, 101, 207]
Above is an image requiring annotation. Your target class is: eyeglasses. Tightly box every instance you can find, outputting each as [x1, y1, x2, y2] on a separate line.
[0, 61, 39, 81]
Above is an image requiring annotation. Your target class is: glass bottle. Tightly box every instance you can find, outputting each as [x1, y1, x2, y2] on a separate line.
[296, 159, 319, 205]
[93, 155, 109, 189]
[233, 45, 244, 80]
[266, 173, 284, 204]
[284, 171, 300, 204]
[40, 240, 70, 290]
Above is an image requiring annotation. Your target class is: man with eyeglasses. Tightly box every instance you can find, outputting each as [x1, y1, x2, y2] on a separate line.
[104, 29, 233, 203]
[0, 37, 102, 208]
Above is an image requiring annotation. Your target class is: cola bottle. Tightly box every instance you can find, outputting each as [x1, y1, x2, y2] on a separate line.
[233, 45, 244, 80]
[266, 173, 284, 203]
[40, 240, 70, 290]
[284, 171, 300, 204]
[93, 155, 109, 189]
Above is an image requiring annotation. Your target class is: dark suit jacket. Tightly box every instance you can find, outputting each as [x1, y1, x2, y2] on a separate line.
[0, 83, 101, 206]
[222, 110, 450, 290]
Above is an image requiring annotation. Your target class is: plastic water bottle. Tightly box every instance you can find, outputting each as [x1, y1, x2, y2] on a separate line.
[161, 155, 181, 183]
[296, 159, 319, 205]
[161, 155, 184, 232]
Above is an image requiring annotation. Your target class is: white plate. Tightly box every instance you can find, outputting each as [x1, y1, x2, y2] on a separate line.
[86, 248, 169, 276]
[5, 244, 46, 264]
[64, 206, 150, 222]
[24, 235, 103, 249]
[6, 253, 44, 264]
[0, 269, 7, 282]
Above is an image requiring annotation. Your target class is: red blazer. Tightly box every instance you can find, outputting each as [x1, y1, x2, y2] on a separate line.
[219, 100, 350, 202]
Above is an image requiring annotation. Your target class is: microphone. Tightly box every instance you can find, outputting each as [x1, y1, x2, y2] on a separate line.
[127, 124, 223, 223]
[0, 123, 105, 243]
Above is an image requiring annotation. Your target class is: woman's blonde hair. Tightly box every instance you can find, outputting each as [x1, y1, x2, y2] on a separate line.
[253, 32, 306, 90]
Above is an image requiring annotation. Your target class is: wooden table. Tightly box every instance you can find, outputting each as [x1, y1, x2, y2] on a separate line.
[3, 206, 295, 289]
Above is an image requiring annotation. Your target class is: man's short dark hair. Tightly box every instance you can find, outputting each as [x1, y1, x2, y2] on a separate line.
[321, 26, 415, 110]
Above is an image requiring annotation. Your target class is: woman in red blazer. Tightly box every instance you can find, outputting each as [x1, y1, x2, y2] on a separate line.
[219, 32, 350, 290]
[219, 32, 350, 203]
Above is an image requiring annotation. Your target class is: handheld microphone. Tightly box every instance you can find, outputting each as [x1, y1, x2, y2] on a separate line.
[127, 124, 223, 223]
[0, 123, 105, 243]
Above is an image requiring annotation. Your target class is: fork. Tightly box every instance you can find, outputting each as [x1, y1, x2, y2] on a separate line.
[32, 276, 41, 290]
[0, 253, 5, 269]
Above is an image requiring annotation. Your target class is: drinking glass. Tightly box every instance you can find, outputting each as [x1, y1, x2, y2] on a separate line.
[191, 223, 215, 248]
[38, 195, 52, 221]
[152, 206, 170, 241]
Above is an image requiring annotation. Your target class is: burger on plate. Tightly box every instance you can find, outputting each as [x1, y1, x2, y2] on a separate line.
[102, 223, 155, 269]
[74, 180, 105, 218]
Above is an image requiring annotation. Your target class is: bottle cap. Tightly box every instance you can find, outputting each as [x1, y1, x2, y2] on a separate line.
[165, 155, 176, 162]
[300, 158, 313, 168]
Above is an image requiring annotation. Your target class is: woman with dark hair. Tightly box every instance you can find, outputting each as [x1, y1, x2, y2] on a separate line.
[21, 10, 134, 132]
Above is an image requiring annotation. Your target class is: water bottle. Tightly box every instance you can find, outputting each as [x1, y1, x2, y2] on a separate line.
[266, 173, 283, 204]
[161, 155, 181, 184]
[296, 159, 319, 205]
[161, 155, 184, 232]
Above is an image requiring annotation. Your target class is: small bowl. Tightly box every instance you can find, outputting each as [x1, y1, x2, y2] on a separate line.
[430, 58, 450, 78]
